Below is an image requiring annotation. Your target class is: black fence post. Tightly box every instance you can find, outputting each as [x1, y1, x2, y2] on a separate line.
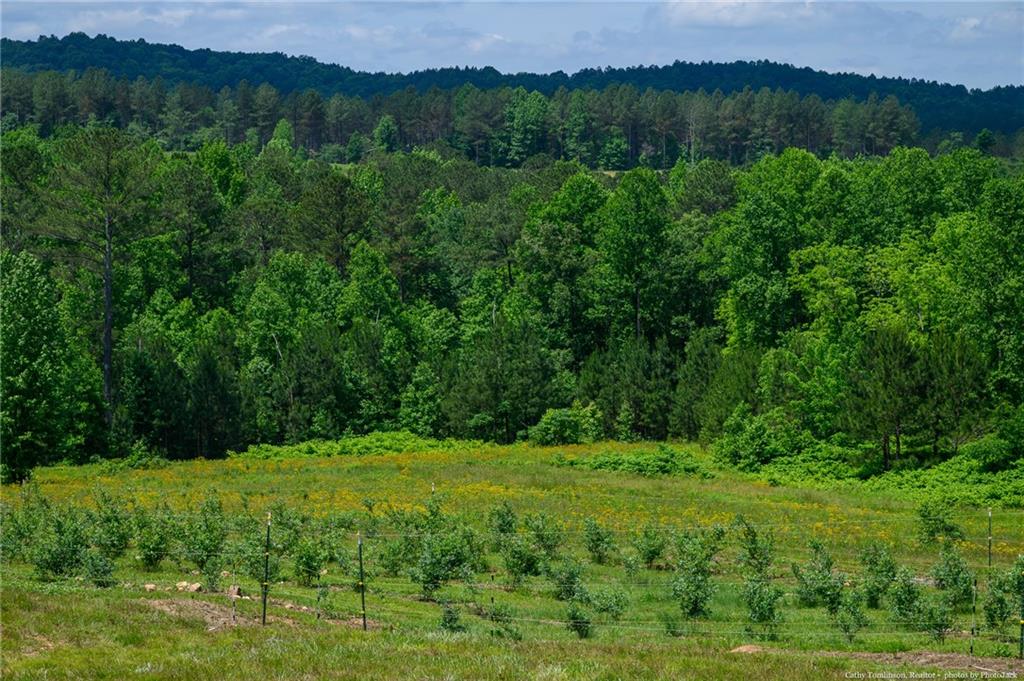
[358, 531, 367, 631]
[262, 512, 271, 626]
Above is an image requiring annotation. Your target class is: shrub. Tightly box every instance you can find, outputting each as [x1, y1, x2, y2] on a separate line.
[550, 560, 587, 602]
[859, 541, 897, 609]
[183, 496, 228, 574]
[742, 575, 784, 638]
[916, 499, 964, 542]
[792, 540, 844, 614]
[671, 526, 724, 618]
[714, 404, 810, 471]
[833, 589, 869, 642]
[293, 535, 331, 587]
[930, 546, 973, 608]
[30, 506, 88, 579]
[232, 523, 281, 584]
[962, 435, 1016, 473]
[633, 523, 667, 569]
[983, 574, 1013, 630]
[589, 587, 627, 620]
[662, 613, 684, 637]
[523, 513, 563, 558]
[918, 596, 954, 642]
[583, 517, 616, 565]
[735, 517, 774, 576]
[566, 599, 593, 639]
[439, 602, 466, 633]
[487, 502, 517, 545]
[89, 490, 133, 560]
[486, 603, 522, 640]
[501, 535, 542, 588]
[888, 566, 921, 624]
[83, 549, 116, 588]
[134, 505, 173, 570]
[410, 527, 482, 598]
[529, 402, 603, 445]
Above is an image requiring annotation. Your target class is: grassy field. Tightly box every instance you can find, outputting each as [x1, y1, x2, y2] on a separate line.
[2, 439, 1022, 679]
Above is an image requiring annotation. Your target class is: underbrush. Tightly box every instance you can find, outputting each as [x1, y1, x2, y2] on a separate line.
[229, 431, 478, 460]
[553, 444, 714, 478]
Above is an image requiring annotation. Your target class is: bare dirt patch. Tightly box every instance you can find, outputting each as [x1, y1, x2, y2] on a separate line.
[143, 598, 262, 631]
[730, 645, 1023, 674]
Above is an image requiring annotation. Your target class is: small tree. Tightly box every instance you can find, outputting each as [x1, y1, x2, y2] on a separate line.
[583, 517, 616, 565]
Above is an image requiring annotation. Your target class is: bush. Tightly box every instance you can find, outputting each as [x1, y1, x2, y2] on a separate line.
[410, 527, 482, 598]
[30, 506, 88, 579]
[523, 513, 563, 558]
[560, 444, 711, 478]
[83, 549, 116, 588]
[439, 602, 466, 633]
[742, 575, 783, 638]
[930, 546, 973, 608]
[962, 435, 1016, 473]
[550, 560, 587, 601]
[671, 526, 724, 618]
[501, 535, 542, 588]
[583, 517, 616, 565]
[293, 535, 331, 587]
[918, 596, 954, 642]
[833, 589, 869, 642]
[566, 599, 593, 639]
[183, 496, 228, 575]
[859, 541, 897, 609]
[233, 432, 473, 460]
[231, 521, 281, 584]
[792, 540, 844, 614]
[89, 490, 133, 560]
[714, 404, 810, 471]
[916, 499, 964, 542]
[888, 566, 921, 624]
[529, 402, 603, 445]
[589, 587, 627, 620]
[486, 603, 522, 640]
[983, 555, 1024, 630]
[633, 523, 667, 569]
[735, 517, 774, 576]
[487, 502, 517, 545]
[134, 505, 173, 570]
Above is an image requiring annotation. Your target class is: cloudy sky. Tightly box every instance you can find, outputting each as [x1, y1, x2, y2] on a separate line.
[3, 1, 1022, 89]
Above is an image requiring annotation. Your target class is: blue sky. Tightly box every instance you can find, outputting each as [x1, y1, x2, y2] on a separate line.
[3, 2, 1022, 89]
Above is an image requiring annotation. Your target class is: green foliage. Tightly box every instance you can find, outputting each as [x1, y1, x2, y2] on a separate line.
[833, 589, 869, 642]
[88, 490, 133, 560]
[410, 527, 483, 598]
[83, 549, 116, 588]
[742, 575, 784, 639]
[501, 535, 542, 588]
[671, 526, 723, 617]
[550, 560, 587, 602]
[633, 523, 667, 569]
[523, 513, 563, 559]
[133, 505, 174, 571]
[888, 566, 922, 624]
[589, 586, 627, 620]
[859, 541, 897, 609]
[293, 535, 331, 587]
[182, 496, 228, 588]
[29, 506, 88, 579]
[566, 599, 593, 639]
[234, 432, 471, 459]
[918, 596, 954, 642]
[929, 546, 973, 608]
[792, 540, 844, 614]
[439, 602, 466, 633]
[529, 402, 603, 445]
[582, 517, 616, 565]
[715, 404, 809, 471]
[916, 500, 965, 542]
[559, 444, 711, 478]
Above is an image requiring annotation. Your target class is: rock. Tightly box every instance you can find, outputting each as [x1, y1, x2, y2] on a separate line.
[176, 581, 189, 592]
[220, 570, 231, 579]
[227, 585, 242, 599]
[144, 584, 157, 592]
[187, 582, 203, 593]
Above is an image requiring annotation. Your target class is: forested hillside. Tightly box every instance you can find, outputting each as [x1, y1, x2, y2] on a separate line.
[4, 33, 1022, 135]
[2, 116, 1022, 485]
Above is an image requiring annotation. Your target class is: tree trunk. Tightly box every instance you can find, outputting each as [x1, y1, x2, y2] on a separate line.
[882, 434, 890, 471]
[102, 214, 114, 429]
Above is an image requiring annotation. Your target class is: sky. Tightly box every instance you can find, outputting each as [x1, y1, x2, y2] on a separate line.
[2, 1, 1022, 89]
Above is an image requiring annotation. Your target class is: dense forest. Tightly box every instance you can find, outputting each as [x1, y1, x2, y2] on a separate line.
[3, 66, 1021, 170]
[2, 110, 1023, 484]
[5, 33, 1023, 135]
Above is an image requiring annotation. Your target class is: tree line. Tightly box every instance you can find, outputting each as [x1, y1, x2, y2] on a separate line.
[2, 121, 1022, 483]
[5, 32, 1023, 134]
[7, 66, 1017, 170]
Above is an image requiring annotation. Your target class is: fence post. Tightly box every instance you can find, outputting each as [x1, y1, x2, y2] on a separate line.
[970, 577, 977, 657]
[358, 532, 367, 631]
[988, 507, 992, 569]
[262, 512, 271, 626]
